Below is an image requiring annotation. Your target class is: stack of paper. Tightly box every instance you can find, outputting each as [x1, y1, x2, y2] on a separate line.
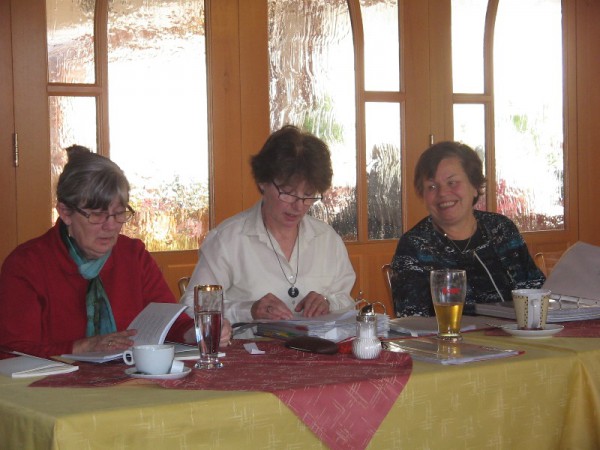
[256, 308, 390, 342]
[0, 354, 78, 378]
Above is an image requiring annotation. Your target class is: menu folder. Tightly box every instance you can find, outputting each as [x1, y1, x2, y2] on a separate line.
[382, 337, 520, 365]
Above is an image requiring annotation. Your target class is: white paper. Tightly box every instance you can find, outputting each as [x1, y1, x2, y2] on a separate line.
[255, 307, 390, 343]
[243, 343, 265, 355]
[127, 302, 188, 345]
[543, 241, 600, 302]
[0, 354, 78, 378]
[61, 302, 188, 363]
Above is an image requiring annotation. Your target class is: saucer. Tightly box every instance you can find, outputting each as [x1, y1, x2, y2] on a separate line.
[501, 323, 564, 338]
[125, 366, 191, 380]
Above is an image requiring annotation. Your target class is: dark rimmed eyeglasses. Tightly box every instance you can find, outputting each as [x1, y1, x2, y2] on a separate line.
[68, 204, 135, 224]
[272, 181, 322, 206]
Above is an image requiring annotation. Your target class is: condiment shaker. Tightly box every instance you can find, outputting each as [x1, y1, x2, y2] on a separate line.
[352, 303, 382, 359]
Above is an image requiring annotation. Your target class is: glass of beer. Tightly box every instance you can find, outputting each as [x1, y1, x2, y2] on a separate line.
[430, 269, 467, 341]
[193, 284, 224, 369]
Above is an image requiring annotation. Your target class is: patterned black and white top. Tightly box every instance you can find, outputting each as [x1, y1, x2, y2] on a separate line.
[390, 210, 545, 317]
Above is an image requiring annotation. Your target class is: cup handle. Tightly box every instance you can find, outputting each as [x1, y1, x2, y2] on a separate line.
[529, 298, 541, 328]
[170, 360, 185, 374]
[123, 350, 135, 366]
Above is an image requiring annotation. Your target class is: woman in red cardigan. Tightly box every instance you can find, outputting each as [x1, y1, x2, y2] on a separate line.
[0, 145, 231, 358]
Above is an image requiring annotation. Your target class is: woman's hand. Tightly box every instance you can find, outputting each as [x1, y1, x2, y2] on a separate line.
[72, 329, 137, 354]
[219, 319, 232, 348]
[251, 293, 294, 320]
[295, 291, 330, 317]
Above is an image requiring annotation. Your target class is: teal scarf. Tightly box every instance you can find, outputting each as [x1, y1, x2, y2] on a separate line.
[60, 222, 117, 337]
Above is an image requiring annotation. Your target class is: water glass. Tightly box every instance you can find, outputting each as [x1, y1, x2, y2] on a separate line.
[193, 284, 224, 369]
[430, 269, 467, 341]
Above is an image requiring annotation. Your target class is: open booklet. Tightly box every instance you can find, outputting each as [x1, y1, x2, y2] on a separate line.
[252, 308, 390, 343]
[0, 353, 79, 378]
[61, 302, 188, 363]
[476, 242, 600, 322]
[382, 337, 520, 365]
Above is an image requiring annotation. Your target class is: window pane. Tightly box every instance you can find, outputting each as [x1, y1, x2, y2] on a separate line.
[494, 0, 563, 231]
[46, 0, 95, 83]
[366, 102, 401, 239]
[453, 103, 487, 209]
[361, 0, 399, 91]
[108, 0, 208, 251]
[49, 96, 97, 214]
[268, 0, 357, 241]
[451, 0, 487, 93]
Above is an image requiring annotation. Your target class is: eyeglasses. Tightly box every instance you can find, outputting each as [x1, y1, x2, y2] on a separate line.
[69, 204, 135, 224]
[272, 181, 322, 206]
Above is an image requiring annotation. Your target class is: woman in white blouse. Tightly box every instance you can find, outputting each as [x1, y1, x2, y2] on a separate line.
[181, 125, 356, 337]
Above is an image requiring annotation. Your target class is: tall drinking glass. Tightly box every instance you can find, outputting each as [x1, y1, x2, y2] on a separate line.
[193, 284, 224, 369]
[430, 269, 467, 341]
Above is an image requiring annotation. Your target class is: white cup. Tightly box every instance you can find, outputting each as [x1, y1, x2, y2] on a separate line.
[512, 289, 551, 330]
[122, 344, 182, 375]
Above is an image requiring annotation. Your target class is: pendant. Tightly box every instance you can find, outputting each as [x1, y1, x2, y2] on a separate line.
[288, 286, 299, 298]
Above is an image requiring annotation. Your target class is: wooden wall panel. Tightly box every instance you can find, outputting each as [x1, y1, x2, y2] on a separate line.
[576, 0, 600, 245]
[0, 0, 17, 264]
[153, 250, 198, 300]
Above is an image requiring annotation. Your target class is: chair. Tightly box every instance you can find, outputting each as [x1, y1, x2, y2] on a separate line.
[534, 253, 547, 277]
[177, 276, 191, 297]
[534, 250, 564, 277]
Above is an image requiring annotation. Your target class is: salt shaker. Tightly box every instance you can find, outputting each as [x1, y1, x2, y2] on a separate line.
[352, 303, 382, 359]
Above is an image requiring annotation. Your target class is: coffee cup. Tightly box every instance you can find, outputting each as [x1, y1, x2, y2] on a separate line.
[512, 289, 551, 330]
[122, 344, 183, 375]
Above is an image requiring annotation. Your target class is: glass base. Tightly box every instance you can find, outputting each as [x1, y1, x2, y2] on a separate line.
[194, 356, 223, 370]
[436, 333, 463, 342]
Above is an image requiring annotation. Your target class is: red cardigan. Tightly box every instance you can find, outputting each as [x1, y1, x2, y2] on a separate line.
[0, 221, 193, 357]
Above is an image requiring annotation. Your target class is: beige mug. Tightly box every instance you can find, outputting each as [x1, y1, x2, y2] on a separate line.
[512, 289, 551, 330]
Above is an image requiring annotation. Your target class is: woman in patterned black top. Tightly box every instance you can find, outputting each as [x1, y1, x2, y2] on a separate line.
[390, 141, 545, 317]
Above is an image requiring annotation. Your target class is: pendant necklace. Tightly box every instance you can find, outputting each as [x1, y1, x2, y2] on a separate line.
[447, 233, 474, 254]
[263, 220, 300, 298]
[441, 220, 477, 254]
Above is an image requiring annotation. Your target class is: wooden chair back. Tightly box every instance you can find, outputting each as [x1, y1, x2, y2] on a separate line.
[177, 276, 191, 298]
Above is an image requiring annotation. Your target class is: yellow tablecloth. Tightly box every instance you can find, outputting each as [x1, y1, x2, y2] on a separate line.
[1, 332, 599, 449]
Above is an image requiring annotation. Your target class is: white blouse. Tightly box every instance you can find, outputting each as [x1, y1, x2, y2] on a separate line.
[181, 201, 356, 334]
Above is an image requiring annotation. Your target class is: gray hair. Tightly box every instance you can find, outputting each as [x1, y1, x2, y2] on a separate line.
[56, 145, 130, 209]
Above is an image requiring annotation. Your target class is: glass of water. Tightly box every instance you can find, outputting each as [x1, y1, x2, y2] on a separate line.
[193, 284, 224, 369]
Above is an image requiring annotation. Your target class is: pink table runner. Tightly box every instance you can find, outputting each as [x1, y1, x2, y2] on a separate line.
[32, 341, 413, 450]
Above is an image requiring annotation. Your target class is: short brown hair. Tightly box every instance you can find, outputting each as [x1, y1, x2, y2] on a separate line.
[250, 125, 333, 193]
[414, 141, 486, 205]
